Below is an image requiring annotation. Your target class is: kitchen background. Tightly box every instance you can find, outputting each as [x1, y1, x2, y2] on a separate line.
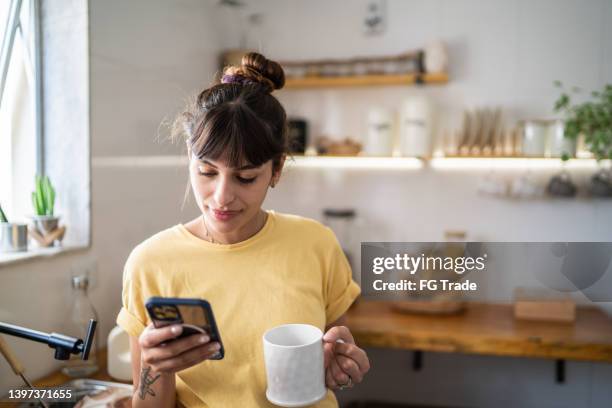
[2, 0, 612, 406]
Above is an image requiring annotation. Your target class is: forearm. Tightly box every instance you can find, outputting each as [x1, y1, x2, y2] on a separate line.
[132, 365, 176, 408]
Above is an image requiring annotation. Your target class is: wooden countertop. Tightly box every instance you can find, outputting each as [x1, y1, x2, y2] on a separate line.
[24, 301, 612, 390]
[33, 348, 131, 387]
[345, 301, 612, 363]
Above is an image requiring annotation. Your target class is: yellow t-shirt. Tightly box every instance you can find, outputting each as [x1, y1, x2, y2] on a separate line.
[116, 210, 361, 407]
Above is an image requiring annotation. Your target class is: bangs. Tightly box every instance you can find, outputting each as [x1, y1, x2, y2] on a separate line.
[191, 101, 282, 168]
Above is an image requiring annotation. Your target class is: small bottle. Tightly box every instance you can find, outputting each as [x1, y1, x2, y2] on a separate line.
[61, 275, 99, 377]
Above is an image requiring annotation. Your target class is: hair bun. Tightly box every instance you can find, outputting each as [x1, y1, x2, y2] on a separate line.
[222, 52, 285, 93]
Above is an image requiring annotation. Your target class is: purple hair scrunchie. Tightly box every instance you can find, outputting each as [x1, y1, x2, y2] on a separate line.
[221, 74, 255, 86]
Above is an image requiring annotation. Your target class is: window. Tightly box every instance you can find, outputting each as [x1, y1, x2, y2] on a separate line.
[0, 0, 41, 224]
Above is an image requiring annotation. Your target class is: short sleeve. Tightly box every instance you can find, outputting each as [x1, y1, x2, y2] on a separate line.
[324, 230, 361, 325]
[116, 249, 148, 338]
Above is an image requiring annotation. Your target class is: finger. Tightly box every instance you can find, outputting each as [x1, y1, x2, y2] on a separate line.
[336, 355, 362, 383]
[333, 343, 371, 373]
[330, 358, 349, 385]
[152, 342, 221, 373]
[323, 326, 355, 345]
[170, 342, 222, 373]
[325, 367, 338, 389]
[144, 333, 210, 364]
[140, 324, 183, 348]
[323, 342, 335, 369]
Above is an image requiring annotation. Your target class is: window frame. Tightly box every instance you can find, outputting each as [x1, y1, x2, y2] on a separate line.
[0, 0, 43, 179]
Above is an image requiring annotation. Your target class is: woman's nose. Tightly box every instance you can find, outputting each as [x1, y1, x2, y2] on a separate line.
[213, 176, 235, 207]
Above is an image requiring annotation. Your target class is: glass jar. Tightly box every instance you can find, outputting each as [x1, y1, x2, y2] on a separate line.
[323, 208, 357, 277]
[61, 275, 99, 377]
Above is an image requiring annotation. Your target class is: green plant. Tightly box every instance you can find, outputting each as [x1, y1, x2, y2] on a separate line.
[31, 175, 56, 216]
[554, 81, 612, 162]
[0, 204, 7, 222]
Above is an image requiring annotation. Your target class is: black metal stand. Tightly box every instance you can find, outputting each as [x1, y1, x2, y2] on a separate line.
[0, 319, 97, 360]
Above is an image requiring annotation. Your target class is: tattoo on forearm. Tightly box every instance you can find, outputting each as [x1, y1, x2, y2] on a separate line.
[138, 365, 161, 400]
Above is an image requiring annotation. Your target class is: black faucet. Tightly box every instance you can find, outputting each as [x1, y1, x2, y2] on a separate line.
[0, 319, 97, 360]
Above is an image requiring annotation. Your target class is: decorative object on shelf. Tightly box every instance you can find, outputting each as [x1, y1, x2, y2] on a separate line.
[365, 107, 394, 156]
[510, 171, 543, 199]
[0, 206, 28, 253]
[314, 136, 362, 156]
[0, 204, 7, 223]
[30, 174, 64, 247]
[546, 171, 577, 198]
[280, 49, 425, 82]
[288, 118, 308, 154]
[513, 287, 576, 323]
[363, 0, 386, 35]
[554, 81, 612, 197]
[424, 40, 448, 74]
[399, 97, 432, 157]
[547, 119, 577, 158]
[452, 107, 510, 157]
[520, 119, 548, 157]
[519, 119, 577, 158]
[0, 204, 28, 253]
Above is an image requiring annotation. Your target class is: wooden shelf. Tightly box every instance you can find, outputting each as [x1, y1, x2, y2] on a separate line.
[286, 155, 602, 170]
[284, 72, 449, 89]
[346, 300, 612, 363]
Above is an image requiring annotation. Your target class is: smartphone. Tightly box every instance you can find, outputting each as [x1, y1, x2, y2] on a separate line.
[145, 297, 224, 360]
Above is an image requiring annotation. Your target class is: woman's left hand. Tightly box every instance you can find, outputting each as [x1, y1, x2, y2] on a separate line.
[322, 326, 370, 390]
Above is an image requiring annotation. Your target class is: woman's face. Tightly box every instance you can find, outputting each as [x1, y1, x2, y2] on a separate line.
[189, 154, 279, 240]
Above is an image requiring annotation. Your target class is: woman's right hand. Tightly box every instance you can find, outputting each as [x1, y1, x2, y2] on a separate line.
[138, 323, 222, 375]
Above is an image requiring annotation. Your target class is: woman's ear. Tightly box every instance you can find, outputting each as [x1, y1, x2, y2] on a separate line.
[271, 155, 286, 188]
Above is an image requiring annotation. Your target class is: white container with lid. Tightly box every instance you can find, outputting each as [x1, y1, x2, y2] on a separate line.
[547, 120, 576, 158]
[521, 120, 548, 157]
[107, 325, 132, 382]
[399, 97, 432, 157]
[365, 107, 394, 156]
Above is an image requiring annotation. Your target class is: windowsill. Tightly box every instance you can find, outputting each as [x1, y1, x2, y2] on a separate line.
[0, 244, 89, 266]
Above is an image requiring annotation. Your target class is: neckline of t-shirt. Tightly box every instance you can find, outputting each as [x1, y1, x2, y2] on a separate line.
[176, 210, 275, 250]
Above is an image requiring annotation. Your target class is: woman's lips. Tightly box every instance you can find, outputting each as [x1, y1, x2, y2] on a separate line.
[211, 209, 240, 221]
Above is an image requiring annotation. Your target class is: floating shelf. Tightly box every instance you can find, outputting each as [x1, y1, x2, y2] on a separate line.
[284, 72, 449, 89]
[286, 155, 604, 170]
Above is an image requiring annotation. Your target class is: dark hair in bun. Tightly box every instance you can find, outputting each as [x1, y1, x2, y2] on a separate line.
[173, 52, 288, 174]
[222, 52, 285, 93]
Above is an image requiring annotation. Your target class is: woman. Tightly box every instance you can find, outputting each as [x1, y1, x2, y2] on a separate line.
[116, 52, 370, 407]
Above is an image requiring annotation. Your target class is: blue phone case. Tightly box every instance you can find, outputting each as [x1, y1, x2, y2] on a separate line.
[145, 297, 224, 360]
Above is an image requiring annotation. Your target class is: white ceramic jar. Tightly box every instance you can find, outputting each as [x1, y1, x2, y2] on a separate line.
[547, 120, 576, 158]
[399, 97, 432, 157]
[365, 107, 394, 156]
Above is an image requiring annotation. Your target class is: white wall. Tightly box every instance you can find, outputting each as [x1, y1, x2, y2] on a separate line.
[2, 1, 612, 407]
[0, 0, 219, 393]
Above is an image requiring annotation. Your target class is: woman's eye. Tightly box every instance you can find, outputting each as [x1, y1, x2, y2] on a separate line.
[198, 169, 216, 177]
[237, 176, 256, 184]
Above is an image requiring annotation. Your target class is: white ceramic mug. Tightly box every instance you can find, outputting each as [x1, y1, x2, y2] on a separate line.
[262, 324, 327, 407]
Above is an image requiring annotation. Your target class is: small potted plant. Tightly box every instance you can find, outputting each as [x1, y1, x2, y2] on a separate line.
[0, 204, 28, 252]
[554, 82, 612, 197]
[31, 175, 61, 236]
